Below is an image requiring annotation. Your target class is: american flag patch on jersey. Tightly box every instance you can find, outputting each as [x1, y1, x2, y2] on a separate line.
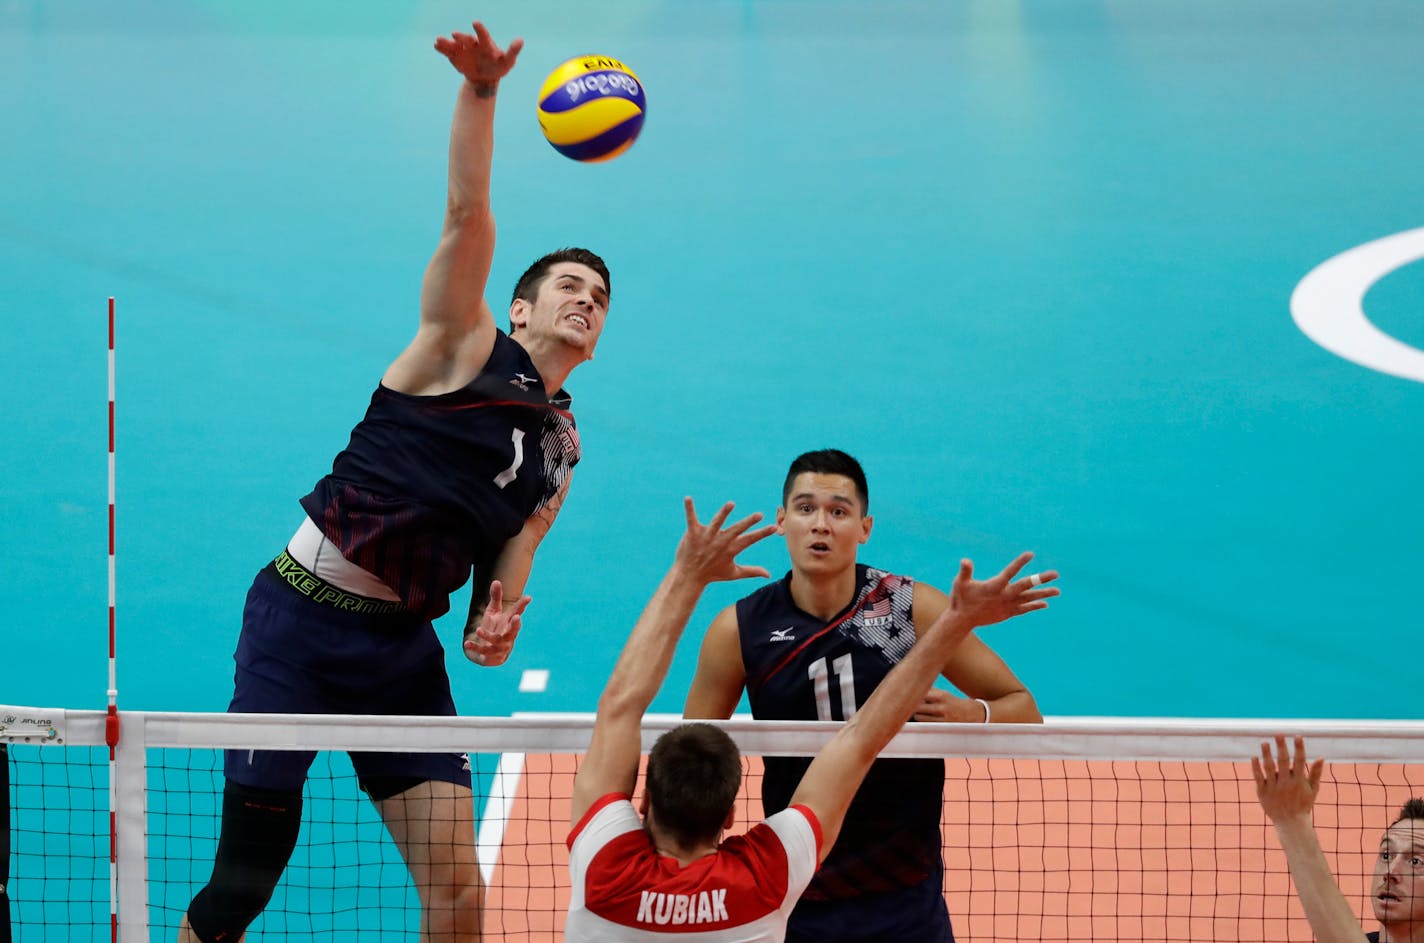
[843, 570, 915, 663]
[861, 592, 892, 621]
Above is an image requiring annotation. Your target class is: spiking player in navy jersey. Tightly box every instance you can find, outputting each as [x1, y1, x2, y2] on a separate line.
[181, 22, 610, 943]
[685, 450, 1058, 943]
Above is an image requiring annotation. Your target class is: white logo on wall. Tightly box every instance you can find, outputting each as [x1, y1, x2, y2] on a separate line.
[1290, 227, 1424, 383]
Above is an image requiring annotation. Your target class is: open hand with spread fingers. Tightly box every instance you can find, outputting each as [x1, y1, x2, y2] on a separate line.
[673, 497, 780, 588]
[1251, 734, 1324, 824]
[434, 21, 524, 89]
[948, 551, 1060, 628]
[464, 578, 532, 667]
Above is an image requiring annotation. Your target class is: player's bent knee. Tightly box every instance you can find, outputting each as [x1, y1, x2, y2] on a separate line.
[186, 781, 304, 942]
[424, 862, 484, 908]
[453, 876, 485, 912]
[426, 881, 485, 938]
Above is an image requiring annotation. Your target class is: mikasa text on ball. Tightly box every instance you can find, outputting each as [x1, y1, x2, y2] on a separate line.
[537, 55, 646, 163]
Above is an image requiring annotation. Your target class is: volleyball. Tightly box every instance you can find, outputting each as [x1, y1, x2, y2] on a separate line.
[536, 55, 646, 162]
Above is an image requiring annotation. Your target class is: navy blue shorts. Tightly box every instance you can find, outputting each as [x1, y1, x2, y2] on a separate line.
[223, 566, 472, 793]
[785, 867, 953, 943]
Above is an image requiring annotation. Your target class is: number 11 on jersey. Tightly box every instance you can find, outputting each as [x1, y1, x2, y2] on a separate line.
[808, 654, 857, 721]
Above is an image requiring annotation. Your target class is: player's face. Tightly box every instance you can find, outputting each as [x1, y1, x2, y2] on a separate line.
[522, 262, 608, 357]
[776, 473, 872, 574]
[1371, 818, 1424, 929]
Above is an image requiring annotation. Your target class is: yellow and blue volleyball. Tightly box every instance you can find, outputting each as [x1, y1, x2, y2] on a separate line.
[536, 55, 646, 163]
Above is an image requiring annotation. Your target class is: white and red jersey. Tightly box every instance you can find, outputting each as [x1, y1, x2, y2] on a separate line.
[565, 793, 822, 943]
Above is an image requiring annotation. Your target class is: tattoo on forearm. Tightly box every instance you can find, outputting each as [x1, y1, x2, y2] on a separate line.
[471, 81, 497, 99]
[541, 487, 567, 519]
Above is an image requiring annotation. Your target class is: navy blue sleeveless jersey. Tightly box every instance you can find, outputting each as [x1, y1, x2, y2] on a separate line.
[300, 331, 579, 620]
[738, 565, 945, 900]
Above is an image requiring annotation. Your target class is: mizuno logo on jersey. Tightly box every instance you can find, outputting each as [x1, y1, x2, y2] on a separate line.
[509, 372, 538, 391]
[770, 627, 796, 642]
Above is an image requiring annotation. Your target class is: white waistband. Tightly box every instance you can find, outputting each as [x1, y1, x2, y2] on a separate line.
[286, 517, 401, 601]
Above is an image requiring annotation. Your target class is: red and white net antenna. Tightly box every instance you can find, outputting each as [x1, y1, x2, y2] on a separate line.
[106, 296, 120, 942]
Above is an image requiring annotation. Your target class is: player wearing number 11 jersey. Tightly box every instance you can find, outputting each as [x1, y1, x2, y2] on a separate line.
[566, 497, 1057, 943]
[684, 450, 1053, 943]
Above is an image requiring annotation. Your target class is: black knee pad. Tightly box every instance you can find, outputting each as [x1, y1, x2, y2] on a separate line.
[186, 780, 304, 943]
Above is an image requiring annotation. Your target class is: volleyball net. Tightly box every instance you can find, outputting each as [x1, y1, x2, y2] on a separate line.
[3, 706, 1422, 942]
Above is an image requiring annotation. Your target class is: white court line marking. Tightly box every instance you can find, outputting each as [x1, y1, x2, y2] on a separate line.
[519, 669, 549, 693]
[1291, 226, 1424, 383]
[475, 751, 525, 887]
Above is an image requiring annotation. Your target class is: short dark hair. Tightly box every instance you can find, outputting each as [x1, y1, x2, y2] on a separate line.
[645, 724, 741, 849]
[510, 247, 610, 310]
[782, 449, 869, 513]
[1394, 798, 1424, 824]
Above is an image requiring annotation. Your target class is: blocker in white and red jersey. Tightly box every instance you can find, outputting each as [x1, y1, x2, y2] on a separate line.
[565, 793, 822, 942]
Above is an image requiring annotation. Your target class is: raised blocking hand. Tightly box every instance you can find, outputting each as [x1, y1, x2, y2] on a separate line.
[1252, 734, 1324, 824]
[673, 497, 779, 587]
[948, 551, 1060, 628]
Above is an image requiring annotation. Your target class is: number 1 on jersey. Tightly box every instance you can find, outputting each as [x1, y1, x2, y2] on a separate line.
[494, 428, 525, 489]
[808, 653, 857, 721]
